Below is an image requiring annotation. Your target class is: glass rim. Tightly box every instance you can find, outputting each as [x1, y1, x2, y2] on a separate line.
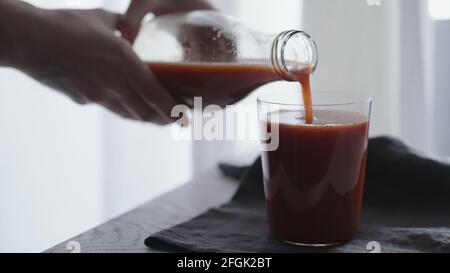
[257, 91, 373, 107]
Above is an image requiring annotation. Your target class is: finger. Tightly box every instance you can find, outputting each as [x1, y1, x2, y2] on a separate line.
[102, 78, 161, 122]
[126, 80, 172, 125]
[94, 9, 122, 30]
[123, 45, 178, 125]
[79, 9, 123, 32]
[96, 86, 144, 120]
[120, 85, 166, 123]
[100, 99, 133, 119]
[118, 0, 215, 43]
[144, 0, 215, 17]
[117, 0, 153, 43]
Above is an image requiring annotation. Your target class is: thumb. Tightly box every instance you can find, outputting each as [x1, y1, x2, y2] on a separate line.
[79, 9, 123, 31]
[117, 0, 154, 43]
[117, 0, 215, 44]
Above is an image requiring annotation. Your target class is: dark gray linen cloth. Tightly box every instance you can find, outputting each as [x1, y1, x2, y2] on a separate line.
[145, 137, 450, 253]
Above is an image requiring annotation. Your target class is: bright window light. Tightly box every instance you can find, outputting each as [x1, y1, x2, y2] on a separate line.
[428, 0, 450, 20]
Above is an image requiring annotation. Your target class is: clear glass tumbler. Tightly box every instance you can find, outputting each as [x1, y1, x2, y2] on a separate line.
[258, 91, 373, 246]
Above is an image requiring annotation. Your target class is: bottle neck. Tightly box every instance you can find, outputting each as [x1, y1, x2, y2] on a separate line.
[271, 30, 318, 81]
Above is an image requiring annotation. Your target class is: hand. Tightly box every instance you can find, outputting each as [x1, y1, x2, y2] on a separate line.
[13, 7, 177, 125]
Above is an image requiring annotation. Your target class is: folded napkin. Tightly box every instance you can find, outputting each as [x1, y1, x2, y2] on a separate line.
[145, 137, 450, 252]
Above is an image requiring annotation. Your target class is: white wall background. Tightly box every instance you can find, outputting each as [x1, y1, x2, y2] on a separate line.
[0, 0, 192, 252]
[0, 69, 104, 252]
[302, 0, 402, 137]
[0, 0, 448, 252]
[292, 0, 450, 157]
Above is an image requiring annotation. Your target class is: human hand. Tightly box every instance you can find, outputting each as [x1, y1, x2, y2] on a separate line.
[13, 7, 177, 124]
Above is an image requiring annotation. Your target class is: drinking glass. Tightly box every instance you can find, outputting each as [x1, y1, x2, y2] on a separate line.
[258, 91, 373, 246]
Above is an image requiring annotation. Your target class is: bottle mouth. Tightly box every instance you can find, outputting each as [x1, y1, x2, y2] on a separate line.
[271, 30, 319, 81]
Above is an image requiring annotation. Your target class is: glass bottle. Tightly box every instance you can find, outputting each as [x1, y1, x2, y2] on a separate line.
[132, 10, 318, 107]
